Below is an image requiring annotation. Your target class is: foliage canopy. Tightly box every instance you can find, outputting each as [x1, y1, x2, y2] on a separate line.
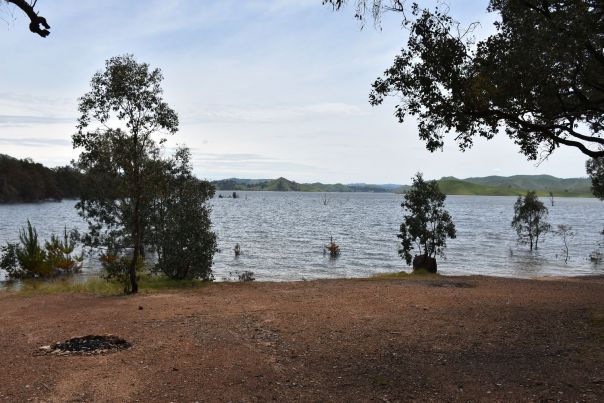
[586, 157, 604, 200]
[329, 0, 604, 160]
[73, 55, 216, 292]
[511, 191, 550, 250]
[398, 173, 456, 265]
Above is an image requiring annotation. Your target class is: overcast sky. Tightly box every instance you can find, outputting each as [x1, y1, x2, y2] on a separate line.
[0, 0, 590, 184]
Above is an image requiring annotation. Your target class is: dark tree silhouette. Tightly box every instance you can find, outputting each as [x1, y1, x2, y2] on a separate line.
[328, 0, 604, 160]
[0, 154, 81, 203]
[3, 0, 50, 37]
[586, 157, 604, 200]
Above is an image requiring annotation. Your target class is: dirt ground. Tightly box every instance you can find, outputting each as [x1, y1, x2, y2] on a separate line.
[0, 275, 603, 402]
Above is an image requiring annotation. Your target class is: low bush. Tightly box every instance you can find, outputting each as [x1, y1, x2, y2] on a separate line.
[324, 236, 340, 258]
[0, 221, 82, 280]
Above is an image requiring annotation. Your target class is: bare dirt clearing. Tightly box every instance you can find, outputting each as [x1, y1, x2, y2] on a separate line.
[0, 275, 603, 401]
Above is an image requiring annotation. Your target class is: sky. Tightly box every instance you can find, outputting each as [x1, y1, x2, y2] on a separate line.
[0, 0, 592, 184]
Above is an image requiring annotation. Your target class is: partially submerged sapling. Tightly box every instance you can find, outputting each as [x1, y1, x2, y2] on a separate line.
[324, 236, 340, 258]
[234, 243, 241, 257]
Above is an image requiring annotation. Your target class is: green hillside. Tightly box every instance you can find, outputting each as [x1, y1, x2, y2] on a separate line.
[212, 175, 595, 197]
[213, 177, 390, 193]
[462, 175, 592, 195]
[436, 178, 526, 196]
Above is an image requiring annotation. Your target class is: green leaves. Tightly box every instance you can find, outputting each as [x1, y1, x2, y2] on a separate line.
[398, 173, 456, 265]
[0, 221, 81, 279]
[586, 157, 604, 200]
[76, 54, 178, 138]
[511, 191, 550, 250]
[369, 0, 604, 159]
[149, 146, 217, 281]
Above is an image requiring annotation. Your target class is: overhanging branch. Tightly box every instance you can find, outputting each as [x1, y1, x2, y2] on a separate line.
[5, 0, 50, 37]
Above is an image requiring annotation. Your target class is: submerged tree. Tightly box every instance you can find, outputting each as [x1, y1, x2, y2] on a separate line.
[328, 1, 604, 160]
[398, 173, 456, 273]
[511, 191, 550, 251]
[73, 54, 178, 294]
[554, 224, 574, 263]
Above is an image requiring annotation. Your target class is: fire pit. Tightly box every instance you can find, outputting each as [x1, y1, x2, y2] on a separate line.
[37, 335, 132, 356]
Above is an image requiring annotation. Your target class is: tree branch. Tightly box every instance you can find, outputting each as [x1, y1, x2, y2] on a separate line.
[5, 0, 50, 37]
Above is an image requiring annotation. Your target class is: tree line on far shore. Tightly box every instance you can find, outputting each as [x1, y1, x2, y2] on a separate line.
[0, 154, 82, 203]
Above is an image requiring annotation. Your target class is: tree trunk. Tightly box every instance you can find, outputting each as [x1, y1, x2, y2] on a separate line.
[129, 131, 141, 294]
[129, 196, 140, 294]
[412, 253, 437, 273]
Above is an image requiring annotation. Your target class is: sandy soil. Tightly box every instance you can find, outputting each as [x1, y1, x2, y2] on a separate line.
[0, 275, 603, 402]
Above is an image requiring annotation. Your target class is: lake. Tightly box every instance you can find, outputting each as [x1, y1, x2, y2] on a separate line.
[1, 192, 603, 282]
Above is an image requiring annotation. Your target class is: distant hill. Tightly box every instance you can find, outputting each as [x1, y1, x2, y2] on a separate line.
[461, 175, 592, 196]
[5, 153, 592, 203]
[213, 175, 594, 197]
[212, 177, 392, 193]
[0, 154, 82, 203]
[436, 178, 526, 196]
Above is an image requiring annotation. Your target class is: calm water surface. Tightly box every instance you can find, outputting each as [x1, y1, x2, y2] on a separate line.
[1, 192, 603, 282]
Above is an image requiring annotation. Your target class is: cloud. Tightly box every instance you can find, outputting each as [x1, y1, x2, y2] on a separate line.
[0, 92, 75, 127]
[0, 115, 74, 127]
[189, 152, 322, 179]
[0, 136, 71, 147]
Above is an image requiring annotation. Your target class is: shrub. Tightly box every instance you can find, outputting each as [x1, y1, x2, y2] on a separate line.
[0, 221, 76, 279]
[237, 271, 255, 282]
[0, 242, 21, 279]
[16, 220, 51, 277]
[324, 236, 341, 258]
[45, 228, 83, 273]
[150, 148, 217, 281]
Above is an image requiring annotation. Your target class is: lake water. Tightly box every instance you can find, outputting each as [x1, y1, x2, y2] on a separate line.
[1, 192, 603, 282]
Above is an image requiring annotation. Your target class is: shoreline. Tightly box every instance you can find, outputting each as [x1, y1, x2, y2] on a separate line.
[2, 271, 604, 293]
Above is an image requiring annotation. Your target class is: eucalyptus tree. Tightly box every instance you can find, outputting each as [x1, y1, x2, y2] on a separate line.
[73, 55, 178, 294]
[398, 173, 456, 272]
[327, 0, 604, 160]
